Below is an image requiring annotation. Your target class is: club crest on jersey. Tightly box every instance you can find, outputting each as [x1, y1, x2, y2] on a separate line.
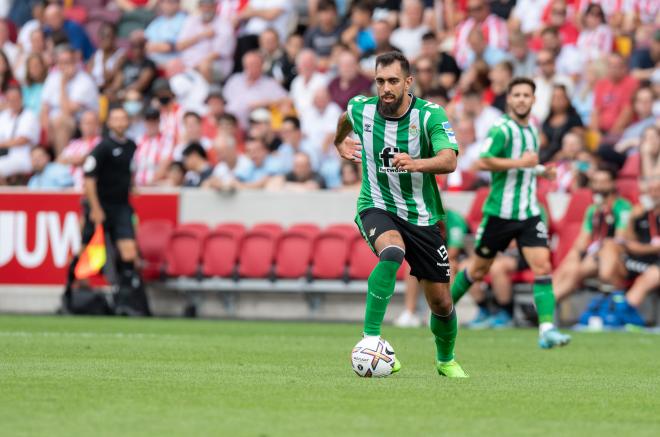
[442, 121, 457, 144]
[409, 124, 419, 138]
[379, 146, 407, 173]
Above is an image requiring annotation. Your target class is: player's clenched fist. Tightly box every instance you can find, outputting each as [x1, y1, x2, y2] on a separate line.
[336, 137, 362, 163]
[392, 153, 418, 172]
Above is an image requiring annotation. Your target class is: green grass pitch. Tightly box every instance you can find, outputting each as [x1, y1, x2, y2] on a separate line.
[1, 315, 660, 437]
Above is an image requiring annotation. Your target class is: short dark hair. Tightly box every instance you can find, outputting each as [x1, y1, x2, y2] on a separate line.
[183, 111, 202, 122]
[218, 113, 238, 125]
[463, 86, 483, 99]
[317, 0, 337, 12]
[375, 51, 410, 76]
[507, 77, 536, 95]
[32, 145, 54, 162]
[422, 86, 449, 102]
[352, 0, 374, 14]
[422, 31, 436, 42]
[182, 142, 207, 160]
[595, 163, 618, 181]
[541, 26, 559, 38]
[282, 115, 301, 130]
[169, 161, 185, 173]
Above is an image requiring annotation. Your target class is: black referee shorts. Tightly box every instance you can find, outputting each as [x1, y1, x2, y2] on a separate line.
[356, 208, 450, 283]
[81, 201, 135, 245]
[474, 214, 549, 259]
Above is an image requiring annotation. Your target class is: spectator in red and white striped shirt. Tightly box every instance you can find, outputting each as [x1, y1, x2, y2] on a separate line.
[577, 3, 614, 61]
[454, 0, 508, 69]
[134, 108, 174, 187]
[57, 110, 100, 190]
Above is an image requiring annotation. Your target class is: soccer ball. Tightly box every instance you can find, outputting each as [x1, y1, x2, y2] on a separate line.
[351, 336, 396, 377]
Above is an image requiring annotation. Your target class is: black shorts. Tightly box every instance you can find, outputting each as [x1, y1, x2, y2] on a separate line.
[623, 255, 659, 280]
[356, 208, 450, 283]
[81, 200, 135, 245]
[475, 215, 548, 259]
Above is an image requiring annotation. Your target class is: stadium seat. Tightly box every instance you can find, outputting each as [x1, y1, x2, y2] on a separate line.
[552, 222, 583, 267]
[165, 229, 205, 278]
[288, 223, 321, 238]
[202, 229, 242, 278]
[251, 222, 284, 238]
[616, 178, 640, 204]
[348, 236, 378, 280]
[466, 187, 490, 233]
[215, 222, 247, 238]
[178, 222, 210, 239]
[311, 230, 352, 280]
[619, 153, 640, 179]
[275, 231, 315, 279]
[558, 188, 592, 227]
[137, 219, 173, 280]
[238, 230, 279, 278]
[325, 223, 359, 240]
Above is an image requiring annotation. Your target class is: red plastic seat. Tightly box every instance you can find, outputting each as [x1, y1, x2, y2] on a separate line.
[619, 153, 640, 179]
[510, 269, 536, 283]
[238, 230, 278, 278]
[178, 222, 210, 238]
[552, 222, 583, 267]
[311, 230, 351, 279]
[616, 178, 640, 204]
[466, 187, 490, 233]
[137, 219, 173, 280]
[348, 236, 378, 280]
[251, 222, 284, 238]
[202, 229, 242, 277]
[275, 231, 315, 278]
[558, 188, 593, 227]
[165, 229, 204, 277]
[288, 223, 321, 239]
[215, 222, 247, 238]
[325, 223, 358, 239]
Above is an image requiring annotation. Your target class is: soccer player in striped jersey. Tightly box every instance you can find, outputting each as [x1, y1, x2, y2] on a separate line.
[333, 51, 467, 377]
[450, 77, 572, 349]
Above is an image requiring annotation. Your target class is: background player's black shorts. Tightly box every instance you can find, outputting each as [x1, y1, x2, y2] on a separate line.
[475, 215, 549, 259]
[357, 208, 450, 283]
[623, 255, 658, 280]
[81, 201, 135, 245]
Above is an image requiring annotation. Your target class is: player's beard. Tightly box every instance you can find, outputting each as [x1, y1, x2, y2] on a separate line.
[379, 92, 404, 117]
[511, 105, 532, 120]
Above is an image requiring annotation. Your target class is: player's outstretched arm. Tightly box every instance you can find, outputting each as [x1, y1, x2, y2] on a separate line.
[333, 112, 362, 163]
[392, 149, 457, 174]
[478, 151, 539, 172]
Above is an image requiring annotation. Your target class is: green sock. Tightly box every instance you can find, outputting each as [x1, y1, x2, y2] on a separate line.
[533, 276, 555, 323]
[430, 308, 457, 362]
[363, 260, 399, 336]
[451, 269, 473, 303]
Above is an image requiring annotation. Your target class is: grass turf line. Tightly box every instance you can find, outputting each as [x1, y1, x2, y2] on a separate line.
[1, 315, 659, 437]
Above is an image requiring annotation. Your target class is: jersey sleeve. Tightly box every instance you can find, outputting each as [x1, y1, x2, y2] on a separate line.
[425, 106, 459, 155]
[615, 199, 632, 231]
[83, 144, 105, 178]
[346, 95, 367, 134]
[479, 125, 506, 159]
[582, 205, 595, 233]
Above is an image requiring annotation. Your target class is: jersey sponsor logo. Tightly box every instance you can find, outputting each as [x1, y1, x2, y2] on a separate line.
[369, 227, 376, 238]
[437, 245, 448, 260]
[364, 123, 372, 133]
[536, 221, 548, 239]
[378, 146, 407, 173]
[442, 121, 457, 144]
[408, 123, 419, 138]
[112, 147, 123, 157]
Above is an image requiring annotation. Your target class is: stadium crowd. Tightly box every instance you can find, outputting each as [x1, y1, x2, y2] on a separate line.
[0, 0, 658, 324]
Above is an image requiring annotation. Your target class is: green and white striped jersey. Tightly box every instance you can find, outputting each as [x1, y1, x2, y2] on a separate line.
[479, 114, 541, 220]
[347, 94, 458, 226]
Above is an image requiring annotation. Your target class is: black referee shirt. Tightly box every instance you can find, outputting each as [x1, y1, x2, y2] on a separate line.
[83, 134, 136, 205]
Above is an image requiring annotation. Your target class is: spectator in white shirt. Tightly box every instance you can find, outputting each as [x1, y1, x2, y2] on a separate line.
[532, 49, 572, 122]
[17, 1, 45, 54]
[460, 87, 502, 142]
[389, 0, 429, 60]
[40, 45, 99, 155]
[205, 133, 252, 191]
[236, 0, 291, 42]
[145, 0, 188, 66]
[289, 49, 327, 115]
[0, 85, 39, 181]
[176, 0, 235, 83]
[509, 0, 551, 35]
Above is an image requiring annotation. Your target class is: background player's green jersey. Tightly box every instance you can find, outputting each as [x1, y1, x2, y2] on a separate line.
[445, 209, 468, 249]
[582, 197, 632, 237]
[347, 95, 458, 226]
[479, 114, 541, 221]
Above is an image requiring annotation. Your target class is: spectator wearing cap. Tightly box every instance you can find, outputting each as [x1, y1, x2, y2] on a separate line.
[223, 51, 287, 129]
[341, 1, 376, 56]
[289, 49, 328, 116]
[248, 108, 281, 152]
[106, 30, 157, 102]
[267, 152, 326, 191]
[27, 146, 73, 190]
[40, 45, 98, 155]
[327, 49, 372, 110]
[0, 85, 39, 182]
[454, 0, 508, 70]
[201, 86, 225, 139]
[576, 3, 613, 62]
[153, 77, 183, 152]
[176, 0, 235, 83]
[145, 0, 187, 66]
[234, 134, 283, 189]
[591, 53, 639, 138]
[43, 3, 94, 61]
[235, 0, 292, 43]
[58, 110, 101, 190]
[532, 49, 572, 122]
[182, 141, 213, 187]
[166, 58, 209, 115]
[389, 0, 429, 60]
[304, 0, 344, 64]
[88, 22, 125, 94]
[359, 19, 401, 76]
[274, 116, 319, 174]
[205, 134, 252, 191]
[134, 107, 175, 187]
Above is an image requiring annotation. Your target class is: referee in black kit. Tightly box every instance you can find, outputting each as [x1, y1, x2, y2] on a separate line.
[80, 106, 150, 316]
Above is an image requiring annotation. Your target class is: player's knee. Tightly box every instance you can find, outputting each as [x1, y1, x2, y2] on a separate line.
[428, 294, 453, 315]
[531, 262, 552, 277]
[379, 245, 405, 265]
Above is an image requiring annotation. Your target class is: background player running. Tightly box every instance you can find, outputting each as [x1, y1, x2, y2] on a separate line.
[333, 51, 467, 377]
[450, 77, 571, 349]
